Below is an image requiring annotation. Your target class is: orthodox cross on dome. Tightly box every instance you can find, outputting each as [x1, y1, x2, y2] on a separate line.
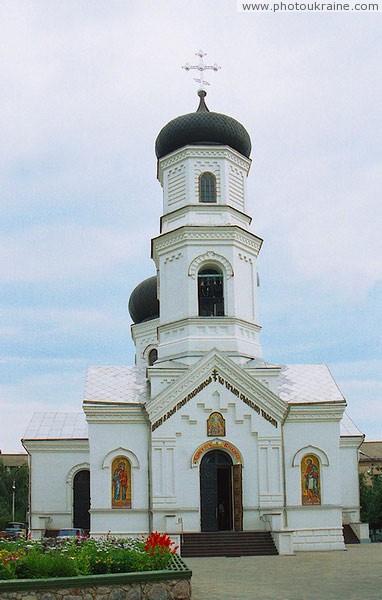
[182, 50, 221, 92]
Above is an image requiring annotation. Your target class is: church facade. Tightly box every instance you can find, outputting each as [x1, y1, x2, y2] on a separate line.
[23, 88, 364, 554]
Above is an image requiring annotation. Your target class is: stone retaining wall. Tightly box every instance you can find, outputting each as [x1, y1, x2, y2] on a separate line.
[0, 557, 192, 600]
[0, 578, 191, 600]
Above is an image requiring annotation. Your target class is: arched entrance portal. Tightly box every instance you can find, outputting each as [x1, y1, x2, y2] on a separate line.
[73, 470, 90, 531]
[200, 450, 242, 532]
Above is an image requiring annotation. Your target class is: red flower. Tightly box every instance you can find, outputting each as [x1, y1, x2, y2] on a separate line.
[144, 531, 178, 555]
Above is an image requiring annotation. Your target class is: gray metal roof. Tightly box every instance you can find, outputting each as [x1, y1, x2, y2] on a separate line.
[23, 412, 88, 440]
[277, 364, 344, 403]
[83, 366, 149, 404]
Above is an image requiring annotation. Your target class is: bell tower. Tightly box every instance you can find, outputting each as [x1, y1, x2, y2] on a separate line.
[129, 54, 263, 367]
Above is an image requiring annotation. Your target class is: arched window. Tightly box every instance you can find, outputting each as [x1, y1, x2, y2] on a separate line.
[199, 172, 217, 203]
[301, 454, 321, 506]
[148, 348, 158, 366]
[198, 268, 224, 316]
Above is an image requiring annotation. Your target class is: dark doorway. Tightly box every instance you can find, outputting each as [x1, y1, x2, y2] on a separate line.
[73, 470, 90, 531]
[200, 450, 233, 532]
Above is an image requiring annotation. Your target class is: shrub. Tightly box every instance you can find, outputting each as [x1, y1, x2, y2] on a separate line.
[0, 533, 177, 580]
[15, 551, 79, 579]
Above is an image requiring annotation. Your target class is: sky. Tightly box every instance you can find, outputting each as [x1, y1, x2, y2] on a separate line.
[0, 1, 381, 452]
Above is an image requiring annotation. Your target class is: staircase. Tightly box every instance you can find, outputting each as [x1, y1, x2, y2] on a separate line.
[181, 531, 278, 557]
[343, 524, 360, 544]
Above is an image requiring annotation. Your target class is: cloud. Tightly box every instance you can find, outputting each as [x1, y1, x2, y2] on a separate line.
[328, 360, 382, 440]
[0, 1, 380, 452]
[0, 368, 86, 453]
[0, 224, 149, 283]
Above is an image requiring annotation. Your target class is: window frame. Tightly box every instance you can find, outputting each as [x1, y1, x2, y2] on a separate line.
[199, 171, 217, 204]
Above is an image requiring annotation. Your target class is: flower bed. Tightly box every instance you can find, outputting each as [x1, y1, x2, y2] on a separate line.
[0, 532, 179, 580]
[0, 533, 192, 599]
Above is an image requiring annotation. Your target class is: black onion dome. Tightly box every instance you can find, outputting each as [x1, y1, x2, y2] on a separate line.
[128, 276, 159, 324]
[155, 91, 251, 159]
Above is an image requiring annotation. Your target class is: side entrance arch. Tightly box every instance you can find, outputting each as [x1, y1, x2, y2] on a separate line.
[200, 450, 243, 532]
[73, 470, 90, 531]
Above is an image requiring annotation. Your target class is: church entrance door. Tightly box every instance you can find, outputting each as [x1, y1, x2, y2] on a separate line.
[200, 450, 235, 532]
[73, 470, 90, 531]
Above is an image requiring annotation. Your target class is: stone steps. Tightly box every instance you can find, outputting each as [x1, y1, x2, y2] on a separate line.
[343, 524, 360, 544]
[181, 530, 278, 557]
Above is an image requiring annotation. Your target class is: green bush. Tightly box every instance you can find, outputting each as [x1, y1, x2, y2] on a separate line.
[15, 551, 79, 579]
[0, 533, 176, 580]
[0, 562, 14, 580]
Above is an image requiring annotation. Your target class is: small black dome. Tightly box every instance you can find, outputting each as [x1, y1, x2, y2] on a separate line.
[128, 276, 159, 324]
[155, 91, 251, 159]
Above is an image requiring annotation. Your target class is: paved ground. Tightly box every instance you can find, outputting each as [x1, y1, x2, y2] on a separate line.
[186, 544, 382, 600]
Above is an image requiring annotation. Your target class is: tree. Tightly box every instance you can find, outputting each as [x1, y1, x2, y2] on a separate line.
[0, 460, 29, 531]
[359, 472, 382, 533]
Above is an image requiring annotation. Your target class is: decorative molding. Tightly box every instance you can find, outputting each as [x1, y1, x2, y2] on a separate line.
[65, 462, 90, 485]
[287, 411, 344, 422]
[152, 226, 263, 256]
[188, 251, 234, 279]
[65, 462, 90, 513]
[23, 439, 89, 452]
[191, 438, 243, 467]
[238, 252, 253, 264]
[142, 343, 158, 360]
[158, 146, 251, 172]
[84, 405, 146, 425]
[157, 316, 261, 336]
[292, 446, 329, 468]
[86, 414, 146, 424]
[102, 447, 140, 470]
[164, 252, 183, 264]
[146, 349, 288, 426]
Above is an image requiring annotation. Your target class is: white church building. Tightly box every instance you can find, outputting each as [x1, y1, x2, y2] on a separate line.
[23, 77, 365, 554]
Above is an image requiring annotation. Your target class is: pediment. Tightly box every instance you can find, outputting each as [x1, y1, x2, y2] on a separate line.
[146, 349, 288, 432]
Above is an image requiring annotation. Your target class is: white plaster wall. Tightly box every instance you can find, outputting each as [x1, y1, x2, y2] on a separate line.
[158, 146, 251, 217]
[156, 241, 259, 325]
[88, 418, 149, 536]
[232, 251, 259, 322]
[150, 383, 282, 532]
[157, 251, 190, 323]
[161, 205, 251, 232]
[157, 319, 262, 363]
[283, 417, 343, 531]
[25, 441, 89, 533]
[340, 441, 361, 518]
[131, 319, 159, 369]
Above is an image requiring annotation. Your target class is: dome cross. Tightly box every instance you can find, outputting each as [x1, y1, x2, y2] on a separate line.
[182, 50, 221, 92]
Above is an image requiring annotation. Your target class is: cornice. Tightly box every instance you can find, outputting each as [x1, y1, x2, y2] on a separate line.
[286, 402, 346, 422]
[151, 225, 263, 261]
[160, 204, 252, 233]
[83, 403, 147, 424]
[340, 435, 365, 447]
[131, 318, 159, 344]
[157, 316, 261, 335]
[244, 366, 282, 378]
[158, 145, 251, 183]
[22, 439, 89, 452]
